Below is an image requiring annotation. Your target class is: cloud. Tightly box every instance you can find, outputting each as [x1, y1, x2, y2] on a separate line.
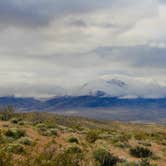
[94, 46, 166, 68]
[0, 0, 157, 29]
[0, 0, 165, 97]
[0, 0, 116, 29]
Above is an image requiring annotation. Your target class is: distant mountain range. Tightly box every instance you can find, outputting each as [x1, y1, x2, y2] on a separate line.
[0, 95, 165, 123]
[0, 95, 165, 111]
[0, 79, 166, 122]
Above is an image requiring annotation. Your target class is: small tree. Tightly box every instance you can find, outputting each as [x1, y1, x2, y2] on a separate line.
[0, 106, 15, 121]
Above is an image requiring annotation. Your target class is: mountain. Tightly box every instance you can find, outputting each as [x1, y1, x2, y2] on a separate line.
[0, 96, 41, 111]
[0, 95, 166, 111]
[72, 78, 166, 98]
[75, 79, 127, 97]
[0, 79, 166, 122]
[0, 95, 166, 122]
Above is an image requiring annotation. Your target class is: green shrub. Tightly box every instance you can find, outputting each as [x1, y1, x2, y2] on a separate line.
[44, 122, 57, 129]
[86, 130, 100, 143]
[130, 146, 153, 158]
[117, 161, 139, 166]
[5, 143, 25, 154]
[111, 133, 131, 149]
[10, 118, 22, 124]
[5, 128, 26, 139]
[0, 132, 15, 144]
[114, 142, 130, 149]
[10, 118, 24, 125]
[68, 137, 79, 144]
[134, 132, 149, 141]
[18, 137, 34, 146]
[49, 128, 58, 136]
[11, 118, 18, 124]
[18, 121, 25, 125]
[54, 146, 83, 166]
[36, 123, 47, 131]
[37, 123, 58, 136]
[36, 123, 48, 135]
[0, 150, 13, 166]
[93, 148, 119, 166]
[0, 130, 6, 144]
[138, 141, 151, 147]
[66, 146, 82, 154]
[28, 146, 82, 166]
[39, 129, 57, 136]
[25, 146, 57, 165]
[139, 159, 152, 166]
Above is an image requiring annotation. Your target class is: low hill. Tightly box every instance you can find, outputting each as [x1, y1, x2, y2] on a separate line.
[0, 110, 165, 166]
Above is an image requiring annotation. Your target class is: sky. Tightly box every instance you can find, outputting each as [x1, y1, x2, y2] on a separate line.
[0, 0, 166, 97]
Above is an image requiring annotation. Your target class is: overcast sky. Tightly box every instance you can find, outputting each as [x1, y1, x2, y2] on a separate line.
[0, 0, 166, 97]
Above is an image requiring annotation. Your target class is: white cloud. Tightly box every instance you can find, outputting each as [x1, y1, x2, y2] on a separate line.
[0, 0, 166, 97]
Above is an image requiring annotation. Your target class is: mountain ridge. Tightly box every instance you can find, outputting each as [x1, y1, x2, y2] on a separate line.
[0, 95, 166, 110]
[0, 95, 165, 122]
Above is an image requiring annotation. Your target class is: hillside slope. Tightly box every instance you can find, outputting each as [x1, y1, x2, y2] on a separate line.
[0, 111, 165, 166]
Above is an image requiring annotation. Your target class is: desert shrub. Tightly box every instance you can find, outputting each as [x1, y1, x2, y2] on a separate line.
[111, 133, 130, 144]
[68, 137, 79, 144]
[10, 118, 23, 124]
[134, 132, 149, 141]
[11, 118, 21, 123]
[36, 123, 47, 130]
[28, 146, 82, 166]
[0, 150, 13, 166]
[138, 141, 151, 147]
[36, 123, 58, 136]
[44, 121, 57, 129]
[0, 133, 14, 144]
[5, 128, 26, 139]
[18, 121, 25, 125]
[36, 123, 56, 135]
[27, 146, 57, 165]
[39, 129, 58, 137]
[117, 161, 139, 166]
[18, 137, 34, 146]
[5, 143, 25, 154]
[49, 128, 58, 136]
[0, 130, 6, 144]
[93, 148, 119, 166]
[86, 130, 100, 143]
[130, 146, 153, 158]
[114, 142, 130, 149]
[70, 124, 83, 131]
[40, 130, 50, 136]
[118, 159, 156, 166]
[10, 118, 19, 124]
[36, 123, 48, 135]
[139, 159, 152, 166]
[54, 146, 83, 166]
[66, 146, 82, 153]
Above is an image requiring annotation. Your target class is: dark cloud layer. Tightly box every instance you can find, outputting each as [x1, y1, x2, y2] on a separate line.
[95, 46, 166, 68]
[0, 0, 165, 97]
[0, 0, 116, 28]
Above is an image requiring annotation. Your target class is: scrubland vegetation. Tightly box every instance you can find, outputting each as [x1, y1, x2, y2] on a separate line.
[0, 107, 165, 166]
